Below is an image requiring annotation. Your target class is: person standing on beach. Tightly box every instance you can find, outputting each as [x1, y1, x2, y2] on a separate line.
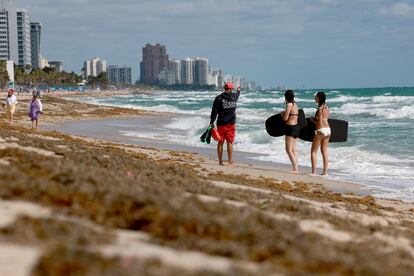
[210, 82, 241, 166]
[28, 92, 43, 129]
[3, 89, 17, 125]
[311, 92, 331, 175]
[281, 90, 300, 173]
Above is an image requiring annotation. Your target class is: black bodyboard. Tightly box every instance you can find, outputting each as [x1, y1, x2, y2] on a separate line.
[265, 109, 306, 137]
[299, 118, 348, 142]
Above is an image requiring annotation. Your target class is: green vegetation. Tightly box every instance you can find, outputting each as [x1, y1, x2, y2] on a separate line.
[0, 60, 10, 88]
[87, 72, 108, 89]
[14, 66, 82, 87]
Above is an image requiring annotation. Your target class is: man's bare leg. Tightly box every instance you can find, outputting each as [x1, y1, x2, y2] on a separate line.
[217, 141, 224, 166]
[227, 142, 235, 166]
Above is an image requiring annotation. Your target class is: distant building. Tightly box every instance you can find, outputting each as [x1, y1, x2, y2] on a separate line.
[193, 57, 209, 85]
[108, 65, 132, 85]
[40, 57, 49, 69]
[168, 59, 181, 84]
[16, 9, 31, 67]
[49, 61, 63, 72]
[30, 22, 42, 69]
[6, 60, 14, 82]
[140, 43, 169, 84]
[217, 69, 223, 88]
[180, 58, 193, 85]
[0, 3, 31, 67]
[158, 69, 176, 86]
[84, 57, 107, 79]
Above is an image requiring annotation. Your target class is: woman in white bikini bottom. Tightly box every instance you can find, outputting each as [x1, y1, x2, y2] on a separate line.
[315, 127, 331, 137]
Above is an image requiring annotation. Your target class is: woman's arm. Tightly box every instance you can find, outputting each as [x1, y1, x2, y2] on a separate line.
[317, 106, 324, 125]
[282, 103, 293, 121]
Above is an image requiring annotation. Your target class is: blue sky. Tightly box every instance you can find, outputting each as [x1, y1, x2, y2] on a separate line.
[14, 0, 414, 88]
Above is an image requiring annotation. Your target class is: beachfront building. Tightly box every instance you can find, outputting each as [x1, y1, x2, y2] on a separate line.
[217, 69, 223, 88]
[168, 59, 181, 84]
[30, 22, 42, 69]
[40, 56, 49, 69]
[0, 3, 32, 67]
[193, 57, 209, 85]
[84, 57, 107, 79]
[108, 65, 132, 85]
[49, 61, 63, 72]
[16, 8, 31, 67]
[140, 43, 169, 84]
[6, 60, 14, 82]
[180, 58, 193, 85]
[158, 69, 176, 86]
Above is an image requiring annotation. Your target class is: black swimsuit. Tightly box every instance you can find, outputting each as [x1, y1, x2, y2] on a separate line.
[285, 103, 300, 138]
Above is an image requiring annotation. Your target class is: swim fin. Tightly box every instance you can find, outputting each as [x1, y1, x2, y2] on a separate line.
[200, 126, 212, 144]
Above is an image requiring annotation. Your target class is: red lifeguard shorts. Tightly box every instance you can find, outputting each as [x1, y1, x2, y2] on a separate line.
[217, 124, 236, 144]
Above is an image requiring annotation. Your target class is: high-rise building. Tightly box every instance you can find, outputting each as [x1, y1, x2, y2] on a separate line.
[49, 61, 63, 72]
[193, 57, 208, 85]
[0, 3, 31, 67]
[140, 43, 169, 84]
[108, 65, 132, 85]
[30, 22, 42, 69]
[217, 69, 223, 88]
[16, 8, 31, 67]
[180, 58, 193, 85]
[168, 59, 181, 84]
[84, 57, 107, 79]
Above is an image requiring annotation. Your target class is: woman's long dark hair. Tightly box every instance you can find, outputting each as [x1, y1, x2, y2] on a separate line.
[316, 91, 326, 107]
[285, 90, 295, 104]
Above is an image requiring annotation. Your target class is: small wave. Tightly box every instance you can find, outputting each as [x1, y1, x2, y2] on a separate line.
[372, 95, 414, 104]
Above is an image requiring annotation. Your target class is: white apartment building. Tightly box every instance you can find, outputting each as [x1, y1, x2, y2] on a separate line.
[84, 57, 107, 79]
[0, 3, 31, 67]
[168, 59, 181, 84]
[180, 58, 193, 85]
[193, 57, 209, 85]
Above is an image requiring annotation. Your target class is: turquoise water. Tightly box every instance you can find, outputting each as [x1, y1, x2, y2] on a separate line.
[79, 87, 414, 200]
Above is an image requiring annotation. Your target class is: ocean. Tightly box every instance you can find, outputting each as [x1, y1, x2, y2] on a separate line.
[78, 87, 414, 200]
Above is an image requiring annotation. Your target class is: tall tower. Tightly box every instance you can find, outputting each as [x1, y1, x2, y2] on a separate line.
[193, 57, 209, 85]
[30, 22, 42, 69]
[0, 3, 19, 64]
[16, 8, 31, 67]
[140, 43, 169, 84]
[180, 58, 193, 85]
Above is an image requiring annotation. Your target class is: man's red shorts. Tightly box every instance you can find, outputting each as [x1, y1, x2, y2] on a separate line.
[217, 124, 236, 144]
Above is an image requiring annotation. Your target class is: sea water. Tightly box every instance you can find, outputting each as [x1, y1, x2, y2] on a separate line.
[78, 87, 414, 200]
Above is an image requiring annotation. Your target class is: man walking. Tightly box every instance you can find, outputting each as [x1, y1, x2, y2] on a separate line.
[210, 82, 241, 166]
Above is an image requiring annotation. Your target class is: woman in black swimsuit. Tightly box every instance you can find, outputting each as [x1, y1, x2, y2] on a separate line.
[281, 90, 300, 173]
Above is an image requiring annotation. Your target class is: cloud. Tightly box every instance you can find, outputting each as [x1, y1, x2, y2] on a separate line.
[7, 0, 414, 87]
[379, 2, 414, 17]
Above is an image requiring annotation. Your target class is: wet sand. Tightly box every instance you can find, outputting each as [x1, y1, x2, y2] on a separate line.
[46, 116, 369, 196]
[1, 94, 414, 275]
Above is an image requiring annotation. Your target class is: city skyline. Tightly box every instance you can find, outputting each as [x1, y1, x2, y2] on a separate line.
[7, 0, 414, 88]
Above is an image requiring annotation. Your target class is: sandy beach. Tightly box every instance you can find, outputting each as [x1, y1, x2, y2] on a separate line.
[1, 92, 414, 275]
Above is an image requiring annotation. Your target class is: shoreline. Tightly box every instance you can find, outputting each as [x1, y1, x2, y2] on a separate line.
[45, 115, 369, 196]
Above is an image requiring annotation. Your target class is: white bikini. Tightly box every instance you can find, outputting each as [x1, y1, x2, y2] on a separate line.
[315, 127, 331, 137]
[315, 105, 331, 137]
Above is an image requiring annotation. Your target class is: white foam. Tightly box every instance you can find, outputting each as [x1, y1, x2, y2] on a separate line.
[372, 95, 414, 104]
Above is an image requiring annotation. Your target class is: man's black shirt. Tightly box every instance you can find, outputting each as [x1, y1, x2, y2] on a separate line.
[210, 91, 240, 126]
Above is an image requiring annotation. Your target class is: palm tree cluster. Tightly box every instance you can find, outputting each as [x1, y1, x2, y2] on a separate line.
[15, 66, 83, 87]
[0, 61, 10, 88]
[86, 72, 108, 89]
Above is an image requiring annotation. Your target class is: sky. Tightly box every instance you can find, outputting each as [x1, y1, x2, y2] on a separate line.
[11, 0, 414, 88]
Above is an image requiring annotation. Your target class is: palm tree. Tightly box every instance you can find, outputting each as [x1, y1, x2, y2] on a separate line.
[0, 61, 10, 91]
